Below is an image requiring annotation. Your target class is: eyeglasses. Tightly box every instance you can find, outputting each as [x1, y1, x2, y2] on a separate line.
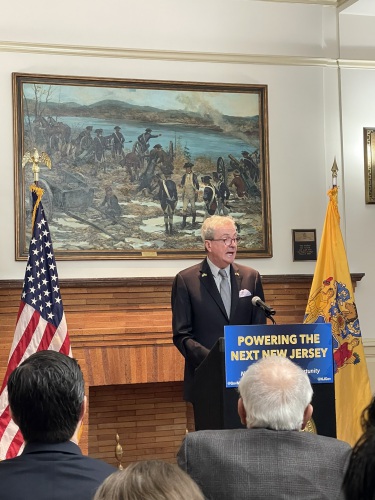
[208, 236, 241, 246]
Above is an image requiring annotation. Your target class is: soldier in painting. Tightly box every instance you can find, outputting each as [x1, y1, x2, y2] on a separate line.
[180, 162, 199, 229]
[93, 129, 106, 163]
[74, 125, 93, 157]
[158, 169, 178, 235]
[112, 126, 125, 159]
[137, 128, 162, 155]
[212, 171, 230, 215]
[202, 175, 218, 220]
[101, 186, 122, 220]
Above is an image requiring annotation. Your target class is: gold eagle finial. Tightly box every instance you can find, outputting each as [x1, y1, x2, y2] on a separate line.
[22, 148, 52, 182]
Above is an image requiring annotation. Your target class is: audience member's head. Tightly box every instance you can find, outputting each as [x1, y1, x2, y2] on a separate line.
[343, 395, 375, 499]
[93, 460, 204, 500]
[7, 350, 85, 444]
[238, 355, 313, 431]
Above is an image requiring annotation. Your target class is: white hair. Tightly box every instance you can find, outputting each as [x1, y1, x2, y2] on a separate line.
[200, 215, 236, 242]
[238, 356, 313, 431]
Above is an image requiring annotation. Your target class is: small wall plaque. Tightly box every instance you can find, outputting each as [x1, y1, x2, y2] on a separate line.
[292, 229, 317, 261]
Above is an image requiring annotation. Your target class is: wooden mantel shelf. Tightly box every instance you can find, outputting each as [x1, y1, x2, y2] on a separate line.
[0, 273, 365, 289]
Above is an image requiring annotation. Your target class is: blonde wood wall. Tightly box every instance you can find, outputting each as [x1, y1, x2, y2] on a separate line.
[0, 274, 363, 463]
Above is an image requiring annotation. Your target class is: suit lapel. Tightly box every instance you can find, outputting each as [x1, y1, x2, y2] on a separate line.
[199, 259, 227, 318]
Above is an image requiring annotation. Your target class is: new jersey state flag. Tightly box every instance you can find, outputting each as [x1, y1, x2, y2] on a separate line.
[0, 185, 71, 460]
[304, 186, 371, 446]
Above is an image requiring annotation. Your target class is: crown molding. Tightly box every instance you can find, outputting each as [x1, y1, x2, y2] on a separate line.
[338, 59, 375, 69]
[1, 40, 375, 69]
[0, 40, 337, 67]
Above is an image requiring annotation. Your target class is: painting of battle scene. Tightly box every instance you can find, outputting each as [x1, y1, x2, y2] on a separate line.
[14, 73, 271, 260]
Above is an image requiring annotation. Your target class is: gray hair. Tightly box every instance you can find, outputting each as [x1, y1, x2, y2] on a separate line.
[238, 356, 313, 431]
[200, 215, 236, 242]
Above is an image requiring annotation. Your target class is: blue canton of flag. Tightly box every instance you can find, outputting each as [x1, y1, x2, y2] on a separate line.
[22, 195, 64, 328]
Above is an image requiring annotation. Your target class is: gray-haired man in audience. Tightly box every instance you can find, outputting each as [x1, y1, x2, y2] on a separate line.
[178, 355, 351, 500]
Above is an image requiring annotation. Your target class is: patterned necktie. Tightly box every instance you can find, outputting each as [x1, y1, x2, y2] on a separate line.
[218, 269, 231, 317]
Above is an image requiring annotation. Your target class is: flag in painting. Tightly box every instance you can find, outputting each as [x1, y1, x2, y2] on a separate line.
[0, 185, 71, 460]
[304, 186, 371, 446]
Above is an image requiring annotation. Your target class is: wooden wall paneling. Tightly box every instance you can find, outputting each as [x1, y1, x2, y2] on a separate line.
[0, 274, 364, 461]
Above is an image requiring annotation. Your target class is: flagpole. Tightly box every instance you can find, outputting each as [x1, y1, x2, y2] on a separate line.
[331, 158, 338, 188]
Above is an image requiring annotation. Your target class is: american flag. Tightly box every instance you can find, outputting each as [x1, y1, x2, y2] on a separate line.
[0, 186, 71, 460]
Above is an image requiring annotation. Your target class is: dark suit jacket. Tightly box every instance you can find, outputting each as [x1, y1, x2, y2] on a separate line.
[178, 428, 351, 500]
[172, 258, 266, 401]
[0, 441, 115, 500]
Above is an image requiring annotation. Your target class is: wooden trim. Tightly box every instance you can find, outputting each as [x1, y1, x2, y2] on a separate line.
[0, 273, 365, 289]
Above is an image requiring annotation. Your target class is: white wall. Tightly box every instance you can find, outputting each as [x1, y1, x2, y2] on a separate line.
[2, 1, 374, 357]
[338, 12, 375, 388]
[0, 53, 333, 275]
[1, 0, 334, 56]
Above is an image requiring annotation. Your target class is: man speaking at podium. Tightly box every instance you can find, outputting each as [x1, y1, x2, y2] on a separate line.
[172, 215, 266, 404]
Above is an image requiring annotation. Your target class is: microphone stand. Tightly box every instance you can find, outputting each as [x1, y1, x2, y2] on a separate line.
[265, 309, 276, 324]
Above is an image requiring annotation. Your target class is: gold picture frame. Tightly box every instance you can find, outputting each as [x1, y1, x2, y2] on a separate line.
[14, 73, 272, 260]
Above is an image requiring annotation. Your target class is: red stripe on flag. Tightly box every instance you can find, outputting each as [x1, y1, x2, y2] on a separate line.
[15, 300, 26, 323]
[37, 322, 57, 352]
[59, 332, 71, 355]
[6, 428, 24, 460]
[0, 308, 41, 392]
[0, 406, 11, 440]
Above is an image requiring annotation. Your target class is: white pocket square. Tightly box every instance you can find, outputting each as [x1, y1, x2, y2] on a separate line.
[239, 289, 252, 298]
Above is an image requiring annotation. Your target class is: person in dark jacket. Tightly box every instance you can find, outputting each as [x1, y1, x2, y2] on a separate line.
[343, 395, 375, 499]
[172, 215, 266, 404]
[0, 351, 115, 500]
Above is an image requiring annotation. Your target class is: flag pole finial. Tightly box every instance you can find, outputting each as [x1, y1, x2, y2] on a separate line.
[22, 148, 52, 184]
[331, 158, 338, 187]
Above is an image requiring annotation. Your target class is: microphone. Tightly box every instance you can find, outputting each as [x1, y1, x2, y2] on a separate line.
[251, 296, 276, 317]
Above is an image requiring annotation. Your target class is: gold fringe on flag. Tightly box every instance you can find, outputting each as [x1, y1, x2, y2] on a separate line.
[29, 185, 44, 232]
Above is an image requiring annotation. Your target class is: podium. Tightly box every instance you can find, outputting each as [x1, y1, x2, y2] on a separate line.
[192, 335, 336, 437]
[193, 338, 242, 430]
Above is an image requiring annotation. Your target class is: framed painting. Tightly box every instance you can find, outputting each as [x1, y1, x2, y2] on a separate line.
[364, 127, 375, 204]
[13, 73, 272, 260]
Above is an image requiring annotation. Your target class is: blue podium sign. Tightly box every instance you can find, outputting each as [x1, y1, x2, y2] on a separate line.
[224, 323, 333, 388]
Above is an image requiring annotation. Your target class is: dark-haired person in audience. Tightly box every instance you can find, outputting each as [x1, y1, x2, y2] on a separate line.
[93, 459, 204, 500]
[0, 350, 115, 500]
[343, 395, 375, 499]
[178, 355, 351, 500]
